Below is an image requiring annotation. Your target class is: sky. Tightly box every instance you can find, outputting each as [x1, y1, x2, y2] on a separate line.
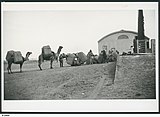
[2, 3, 158, 60]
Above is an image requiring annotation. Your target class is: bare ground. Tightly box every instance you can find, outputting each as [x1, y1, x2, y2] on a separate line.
[4, 55, 156, 100]
[4, 61, 116, 100]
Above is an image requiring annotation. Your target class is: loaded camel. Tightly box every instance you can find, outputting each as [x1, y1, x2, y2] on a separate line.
[38, 46, 63, 70]
[6, 51, 32, 74]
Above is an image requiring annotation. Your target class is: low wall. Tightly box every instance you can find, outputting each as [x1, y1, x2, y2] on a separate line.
[114, 54, 156, 98]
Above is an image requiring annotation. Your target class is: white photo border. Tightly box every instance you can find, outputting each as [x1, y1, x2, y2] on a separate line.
[1, 2, 159, 113]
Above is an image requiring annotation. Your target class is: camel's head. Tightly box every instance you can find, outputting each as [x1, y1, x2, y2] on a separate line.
[25, 52, 32, 60]
[59, 46, 63, 49]
[27, 52, 32, 55]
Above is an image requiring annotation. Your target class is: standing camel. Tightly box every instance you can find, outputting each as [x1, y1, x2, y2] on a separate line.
[38, 46, 63, 70]
[6, 51, 32, 74]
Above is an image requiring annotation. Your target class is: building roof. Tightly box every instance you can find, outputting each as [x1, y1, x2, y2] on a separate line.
[98, 29, 149, 43]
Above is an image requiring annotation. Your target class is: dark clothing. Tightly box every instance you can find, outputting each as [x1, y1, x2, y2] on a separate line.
[59, 55, 64, 67]
[99, 50, 108, 63]
[87, 50, 94, 64]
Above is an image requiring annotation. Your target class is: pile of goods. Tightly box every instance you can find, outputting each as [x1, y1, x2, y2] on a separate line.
[66, 52, 87, 66]
[42, 45, 52, 59]
[6, 50, 23, 63]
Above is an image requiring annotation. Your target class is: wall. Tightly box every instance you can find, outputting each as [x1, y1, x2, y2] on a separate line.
[114, 54, 156, 98]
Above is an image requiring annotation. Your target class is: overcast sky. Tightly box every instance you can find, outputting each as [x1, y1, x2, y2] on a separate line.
[2, 3, 157, 60]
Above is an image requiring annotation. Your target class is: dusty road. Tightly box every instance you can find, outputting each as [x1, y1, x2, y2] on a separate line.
[4, 61, 116, 100]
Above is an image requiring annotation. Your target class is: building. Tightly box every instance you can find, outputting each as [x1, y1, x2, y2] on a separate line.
[98, 29, 150, 54]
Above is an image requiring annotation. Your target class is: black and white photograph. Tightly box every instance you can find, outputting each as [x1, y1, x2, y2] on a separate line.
[1, 2, 159, 113]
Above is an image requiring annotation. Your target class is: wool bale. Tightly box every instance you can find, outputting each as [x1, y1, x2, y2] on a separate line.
[66, 54, 76, 65]
[98, 54, 103, 63]
[72, 58, 81, 66]
[77, 52, 87, 64]
[42, 45, 52, 58]
[14, 51, 23, 62]
[92, 55, 99, 64]
[112, 51, 118, 61]
[6, 50, 14, 61]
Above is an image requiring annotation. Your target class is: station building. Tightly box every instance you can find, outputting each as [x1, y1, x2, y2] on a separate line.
[98, 29, 150, 54]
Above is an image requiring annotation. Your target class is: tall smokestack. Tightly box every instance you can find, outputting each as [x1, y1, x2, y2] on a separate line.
[136, 9, 146, 53]
[138, 10, 145, 40]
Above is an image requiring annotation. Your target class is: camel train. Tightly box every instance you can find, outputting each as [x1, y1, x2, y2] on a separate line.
[58, 48, 118, 67]
[6, 51, 32, 74]
[5, 45, 118, 73]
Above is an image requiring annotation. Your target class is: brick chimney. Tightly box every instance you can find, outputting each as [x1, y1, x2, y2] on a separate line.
[137, 10, 146, 53]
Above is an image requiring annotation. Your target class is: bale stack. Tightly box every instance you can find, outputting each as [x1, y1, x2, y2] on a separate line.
[6, 50, 23, 63]
[98, 54, 103, 63]
[66, 52, 87, 66]
[92, 55, 99, 64]
[42, 45, 52, 59]
[6, 50, 14, 61]
[111, 51, 118, 61]
[77, 52, 87, 64]
[66, 53, 76, 65]
[14, 51, 23, 62]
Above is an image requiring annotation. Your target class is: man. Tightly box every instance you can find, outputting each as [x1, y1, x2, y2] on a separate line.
[128, 46, 134, 55]
[87, 50, 94, 64]
[131, 46, 134, 54]
[59, 53, 65, 67]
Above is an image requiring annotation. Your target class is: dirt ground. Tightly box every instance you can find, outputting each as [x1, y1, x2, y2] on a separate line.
[3, 56, 156, 100]
[4, 60, 116, 100]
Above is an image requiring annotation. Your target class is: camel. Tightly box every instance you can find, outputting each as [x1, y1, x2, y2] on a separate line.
[6, 51, 32, 74]
[38, 46, 63, 70]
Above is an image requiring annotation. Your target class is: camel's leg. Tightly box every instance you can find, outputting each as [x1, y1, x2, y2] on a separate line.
[38, 61, 42, 70]
[9, 63, 13, 74]
[55, 56, 58, 63]
[59, 61, 61, 67]
[20, 63, 23, 72]
[7, 63, 10, 74]
[38, 55, 42, 70]
[57, 57, 58, 62]
[50, 57, 53, 69]
[57, 55, 59, 63]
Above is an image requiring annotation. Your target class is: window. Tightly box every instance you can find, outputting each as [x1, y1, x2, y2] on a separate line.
[118, 35, 129, 39]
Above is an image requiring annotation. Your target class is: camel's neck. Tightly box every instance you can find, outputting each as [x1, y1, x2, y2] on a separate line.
[57, 47, 62, 55]
[24, 53, 30, 61]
